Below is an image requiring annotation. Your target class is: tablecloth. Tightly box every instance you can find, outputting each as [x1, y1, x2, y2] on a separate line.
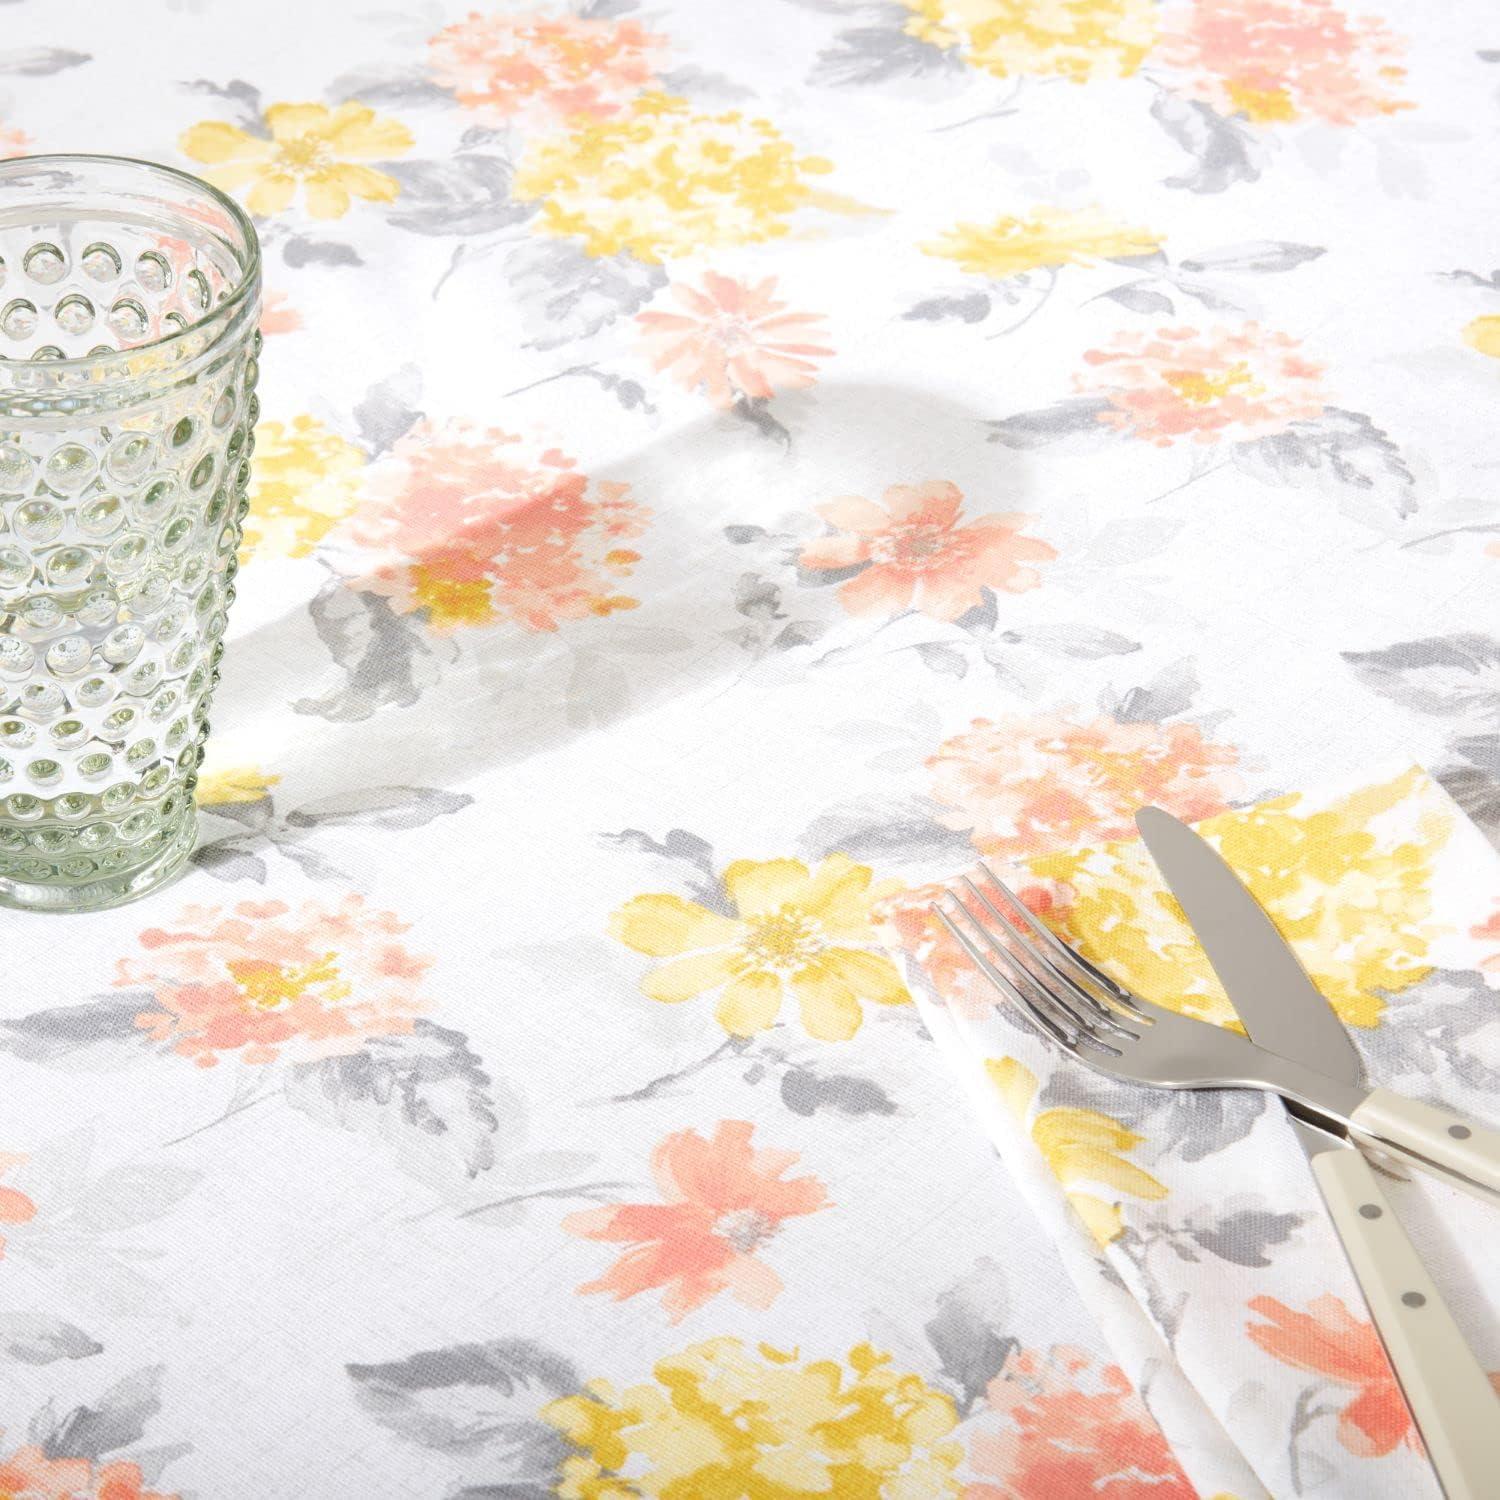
[0, 2, 1496, 1497]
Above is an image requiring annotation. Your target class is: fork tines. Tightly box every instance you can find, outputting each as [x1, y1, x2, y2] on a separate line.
[931, 862, 1152, 1059]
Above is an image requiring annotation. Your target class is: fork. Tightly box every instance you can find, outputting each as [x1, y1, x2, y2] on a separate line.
[930, 864, 1500, 1205]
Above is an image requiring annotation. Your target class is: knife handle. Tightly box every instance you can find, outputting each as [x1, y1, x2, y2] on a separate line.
[1311, 1144, 1500, 1500]
[1350, 1089, 1500, 1206]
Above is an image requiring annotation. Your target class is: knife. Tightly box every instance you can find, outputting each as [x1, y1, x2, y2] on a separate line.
[1137, 806, 1500, 1500]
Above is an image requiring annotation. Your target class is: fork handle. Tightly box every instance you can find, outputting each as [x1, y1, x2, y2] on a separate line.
[1350, 1089, 1500, 1206]
[1311, 1144, 1500, 1499]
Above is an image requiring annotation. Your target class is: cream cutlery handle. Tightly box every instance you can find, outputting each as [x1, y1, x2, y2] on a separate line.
[1351, 1089, 1500, 1206]
[1311, 1145, 1500, 1500]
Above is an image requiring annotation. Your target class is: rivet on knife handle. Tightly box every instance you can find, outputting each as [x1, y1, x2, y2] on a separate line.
[1310, 1144, 1500, 1499]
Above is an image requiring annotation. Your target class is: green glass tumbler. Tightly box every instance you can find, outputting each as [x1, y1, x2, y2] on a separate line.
[0, 156, 261, 911]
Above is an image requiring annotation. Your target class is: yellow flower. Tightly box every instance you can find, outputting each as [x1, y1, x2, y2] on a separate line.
[609, 854, 910, 1040]
[989, 1057, 1165, 1246]
[241, 416, 366, 564]
[543, 1337, 962, 1499]
[1463, 315, 1500, 358]
[924, 206, 1161, 279]
[904, 0, 1158, 83]
[180, 101, 413, 219]
[513, 92, 836, 262]
[1030, 767, 1451, 1030]
[195, 763, 280, 807]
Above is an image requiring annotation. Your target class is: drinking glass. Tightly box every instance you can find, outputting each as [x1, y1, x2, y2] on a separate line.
[0, 155, 260, 911]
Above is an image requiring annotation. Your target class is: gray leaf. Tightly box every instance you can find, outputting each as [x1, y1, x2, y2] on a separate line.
[0, 47, 91, 75]
[1012, 624, 1142, 660]
[725, 525, 768, 545]
[1170, 276, 1249, 313]
[780, 1068, 898, 1116]
[1342, 634, 1500, 723]
[274, 841, 348, 882]
[34, 1366, 163, 1461]
[732, 396, 792, 447]
[1366, 969, 1500, 1090]
[902, 293, 991, 324]
[1437, 763, 1500, 849]
[199, 793, 275, 831]
[1455, 733, 1500, 773]
[180, 78, 265, 133]
[453, 1488, 558, 1500]
[733, 573, 785, 622]
[578, 0, 639, 13]
[387, 156, 528, 237]
[327, 64, 453, 108]
[1185, 1203, 1302, 1266]
[655, 65, 755, 101]
[1105, 251, 1170, 271]
[914, 642, 968, 678]
[574, 366, 657, 414]
[923, 1257, 1014, 1414]
[986, 397, 1113, 450]
[1041, 1070, 1266, 1162]
[190, 842, 267, 884]
[1081, 516, 1184, 566]
[953, 589, 998, 635]
[1179, 241, 1325, 274]
[504, 238, 665, 349]
[1150, 93, 1264, 194]
[600, 828, 727, 915]
[565, 651, 631, 730]
[1101, 285, 1174, 315]
[70, 1163, 201, 1234]
[1235, 405, 1417, 520]
[1107, 657, 1199, 723]
[0, 995, 154, 1067]
[282, 236, 363, 268]
[812, 22, 960, 85]
[285, 1020, 515, 1184]
[1441, 268, 1500, 291]
[297, 581, 442, 723]
[0, 1314, 102, 1366]
[799, 795, 977, 864]
[347, 1338, 578, 1464]
[286, 786, 473, 832]
[354, 364, 424, 456]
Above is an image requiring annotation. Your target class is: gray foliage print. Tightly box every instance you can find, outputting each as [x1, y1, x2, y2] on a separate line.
[986, 397, 1114, 450]
[780, 1064, 898, 1116]
[1178, 1198, 1304, 1267]
[798, 794, 977, 865]
[386, 155, 530, 237]
[1100, 656, 1201, 725]
[923, 1257, 1016, 1415]
[1366, 970, 1500, 1093]
[354, 364, 425, 457]
[285, 1020, 518, 1183]
[30, 1366, 164, 1462]
[503, 239, 667, 349]
[903, 292, 992, 324]
[347, 1338, 579, 1481]
[0, 47, 91, 75]
[0, 994, 156, 1066]
[0, 1314, 103, 1366]
[1343, 633, 1500, 723]
[1150, 92, 1265, 194]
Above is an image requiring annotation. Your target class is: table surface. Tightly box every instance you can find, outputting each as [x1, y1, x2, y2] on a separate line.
[0, 2, 1496, 1497]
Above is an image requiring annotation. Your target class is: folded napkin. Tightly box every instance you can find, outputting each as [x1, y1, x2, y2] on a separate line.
[880, 765, 1500, 1500]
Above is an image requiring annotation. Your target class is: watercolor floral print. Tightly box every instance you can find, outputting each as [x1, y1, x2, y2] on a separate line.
[1, 4, 1496, 1500]
[565, 1120, 828, 1320]
[610, 853, 910, 1041]
[340, 421, 648, 635]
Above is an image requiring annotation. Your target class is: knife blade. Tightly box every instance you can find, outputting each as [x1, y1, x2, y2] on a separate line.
[1135, 805, 1500, 1499]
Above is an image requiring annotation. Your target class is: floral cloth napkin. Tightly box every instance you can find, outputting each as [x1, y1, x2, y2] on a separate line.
[882, 765, 1500, 1498]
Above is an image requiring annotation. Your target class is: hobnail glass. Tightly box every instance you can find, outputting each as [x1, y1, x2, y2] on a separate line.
[0, 155, 261, 911]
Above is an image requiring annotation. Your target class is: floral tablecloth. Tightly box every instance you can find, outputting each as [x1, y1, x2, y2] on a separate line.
[1, 1, 1498, 1497]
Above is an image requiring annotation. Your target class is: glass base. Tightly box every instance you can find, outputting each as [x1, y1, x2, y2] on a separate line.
[0, 807, 198, 913]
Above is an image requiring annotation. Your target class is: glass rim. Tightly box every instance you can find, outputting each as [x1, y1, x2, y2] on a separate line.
[0, 152, 262, 378]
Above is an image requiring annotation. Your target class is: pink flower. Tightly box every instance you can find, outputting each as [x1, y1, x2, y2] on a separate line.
[564, 1120, 829, 1323]
[637, 273, 832, 410]
[0, 125, 29, 160]
[964, 1346, 1196, 1499]
[1160, 0, 1410, 126]
[1248, 1295, 1415, 1456]
[428, 10, 661, 123]
[929, 712, 1240, 858]
[346, 420, 650, 635]
[0, 1152, 36, 1259]
[1475, 904, 1500, 983]
[0, 1445, 176, 1500]
[800, 481, 1054, 621]
[116, 895, 433, 1067]
[260, 289, 301, 335]
[1078, 323, 1327, 446]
